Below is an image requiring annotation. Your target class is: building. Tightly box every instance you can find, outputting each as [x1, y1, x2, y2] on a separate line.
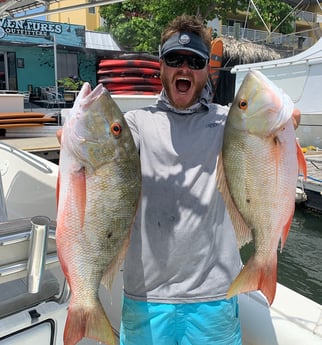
[0, 17, 120, 94]
[47, 0, 103, 31]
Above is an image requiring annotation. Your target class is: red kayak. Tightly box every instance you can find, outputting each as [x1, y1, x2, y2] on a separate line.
[97, 67, 160, 76]
[110, 90, 161, 95]
[98, 76, 161, 85]
[103, 83, 162, 92]
[99, 59, 160, 69]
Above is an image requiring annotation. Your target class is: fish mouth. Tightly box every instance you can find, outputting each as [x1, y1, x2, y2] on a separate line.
[89, 83, 107, 99]
[74, 83, 107, 109]
[175, 77, 191, 93]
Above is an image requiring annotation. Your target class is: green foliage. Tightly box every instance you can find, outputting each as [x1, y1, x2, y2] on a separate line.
[248, 0, 296, 34]
[58, 77, 84, 90]
[99, 1, 158, 52]
[98, 0, 295, 52]
[99, 0, 248, 53]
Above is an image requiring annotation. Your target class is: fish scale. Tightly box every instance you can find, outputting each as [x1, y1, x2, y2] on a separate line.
[56, 82, 141, 345]
[217, 70, 307, 305]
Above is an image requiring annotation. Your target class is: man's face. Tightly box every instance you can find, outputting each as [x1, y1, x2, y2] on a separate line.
[160, 50, 210, 110]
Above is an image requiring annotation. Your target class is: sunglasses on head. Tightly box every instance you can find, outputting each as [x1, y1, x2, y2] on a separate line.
[163, 52, 208, 70]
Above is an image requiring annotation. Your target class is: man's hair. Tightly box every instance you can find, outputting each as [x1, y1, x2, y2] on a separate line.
[161, 14, 212, 52]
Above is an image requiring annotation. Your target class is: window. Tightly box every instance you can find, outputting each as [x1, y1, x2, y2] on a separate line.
[225, 19, 247, 28]
[57, 53, 78, 79]
[88, 0, 95, 14]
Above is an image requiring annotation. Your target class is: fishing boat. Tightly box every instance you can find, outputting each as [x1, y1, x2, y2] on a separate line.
[0, 141, 321, 345]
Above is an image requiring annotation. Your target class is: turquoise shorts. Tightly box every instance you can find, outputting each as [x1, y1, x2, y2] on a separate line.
[119, 296, 242, 345]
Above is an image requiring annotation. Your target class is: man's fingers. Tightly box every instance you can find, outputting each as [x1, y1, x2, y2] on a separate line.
[56, 128, 62, 144]
[292, 108, 301, 129]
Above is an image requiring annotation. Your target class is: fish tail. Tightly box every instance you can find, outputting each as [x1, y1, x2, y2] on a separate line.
[227, 254, 277, 305]
[64, 301, 116, 345]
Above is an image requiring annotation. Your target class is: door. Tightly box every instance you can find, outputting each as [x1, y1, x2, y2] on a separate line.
[0, 53, 6, 90]
[0, 52, 17, 90]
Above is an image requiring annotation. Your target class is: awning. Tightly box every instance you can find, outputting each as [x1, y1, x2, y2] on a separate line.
[85, 31, 121, 51]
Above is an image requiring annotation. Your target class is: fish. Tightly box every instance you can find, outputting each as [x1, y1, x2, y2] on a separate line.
[217, 70, 307, 305]
[56, 82, 141, 345]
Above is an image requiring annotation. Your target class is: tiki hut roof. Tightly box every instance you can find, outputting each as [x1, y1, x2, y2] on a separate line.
[212, 37, 282, 106]
[221, 36, 281, 66]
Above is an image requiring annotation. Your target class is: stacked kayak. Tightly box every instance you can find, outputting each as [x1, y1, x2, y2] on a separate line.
[98, 54, 162, 95]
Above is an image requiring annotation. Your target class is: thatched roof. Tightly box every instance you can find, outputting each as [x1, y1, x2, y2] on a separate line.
[212, 37, 281, 106]
[221, 36, 281, 66]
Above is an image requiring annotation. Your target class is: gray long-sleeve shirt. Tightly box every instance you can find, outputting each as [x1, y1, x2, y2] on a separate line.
[123, 96, 242, 303]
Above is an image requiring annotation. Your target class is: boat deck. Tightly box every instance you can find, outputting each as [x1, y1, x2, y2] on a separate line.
[0, 104, 61, 162]
[298, 151, 322, 212]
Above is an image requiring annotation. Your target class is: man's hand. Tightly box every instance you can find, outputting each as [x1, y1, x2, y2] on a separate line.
[292, 108, 301, 129]
[56, 128, 62, 145]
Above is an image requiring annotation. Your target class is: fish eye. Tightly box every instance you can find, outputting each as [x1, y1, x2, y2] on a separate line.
[110, 122, 122, 137]
[239, 99, 248, 110]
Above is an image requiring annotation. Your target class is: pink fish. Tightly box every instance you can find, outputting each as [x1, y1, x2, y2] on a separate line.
[56, 83, 141, 345]
[217, 70, 307, 305]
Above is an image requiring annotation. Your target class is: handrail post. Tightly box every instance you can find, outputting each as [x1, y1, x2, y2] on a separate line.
[27, 216, 50, 293]
[0, 172, 8, 222]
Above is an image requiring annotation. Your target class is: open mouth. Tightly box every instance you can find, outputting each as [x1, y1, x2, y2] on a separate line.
[176, 78, 191, 93]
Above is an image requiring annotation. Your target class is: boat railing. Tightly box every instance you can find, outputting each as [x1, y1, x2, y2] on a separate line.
[0, 140, 58, 220]
[0, 173, 8, 222]
[0, 141, 54, 175]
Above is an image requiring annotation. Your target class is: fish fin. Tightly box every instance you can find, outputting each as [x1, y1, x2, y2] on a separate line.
[227, 254, 277, 305]
[74, 169, 87, 226]
[216, 153, 252, 247]
[296, 141, 307, 178]
[280, 211, 294, 251]
[56, 169, 87, 286]
[64, 301, 116, 345]
[273, 135, 282, 182]
[101, 230, 131, 291]
[58, 169, 87, 228]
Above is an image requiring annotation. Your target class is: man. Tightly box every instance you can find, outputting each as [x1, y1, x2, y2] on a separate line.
[120, 15, 242, 345]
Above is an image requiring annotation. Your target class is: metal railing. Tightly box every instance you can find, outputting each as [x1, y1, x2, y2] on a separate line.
[297, 10, 316, 23]
[0, 174, 8, 222]
[221, 24, 313, 49]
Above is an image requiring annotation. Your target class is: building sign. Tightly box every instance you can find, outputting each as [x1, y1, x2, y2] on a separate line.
[0, 18, 85, 48]
[0, 18, 63, 38]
